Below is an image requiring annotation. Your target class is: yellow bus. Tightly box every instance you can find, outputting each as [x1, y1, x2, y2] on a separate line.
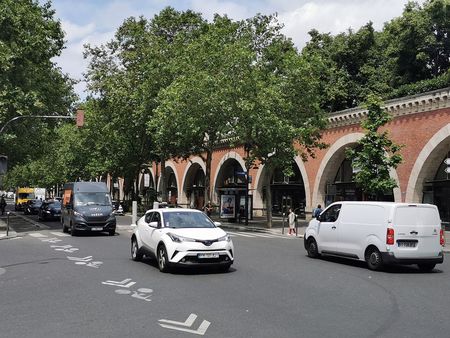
[15, 187, 35, 211]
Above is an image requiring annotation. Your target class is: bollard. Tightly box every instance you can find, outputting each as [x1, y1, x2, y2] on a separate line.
[131, 201, 138, 226]
[6, 211, 10, 237]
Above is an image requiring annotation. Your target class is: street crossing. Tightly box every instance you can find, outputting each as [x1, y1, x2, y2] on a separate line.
[227, 231, 302, 239]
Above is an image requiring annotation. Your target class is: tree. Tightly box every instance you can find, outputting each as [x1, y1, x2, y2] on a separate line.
[0, 0, 76, 169]
[84, 8, 206, 200]
[381, 0, 450, 87]
[346, 94, 403, 200]
[231, 15, 327, 226]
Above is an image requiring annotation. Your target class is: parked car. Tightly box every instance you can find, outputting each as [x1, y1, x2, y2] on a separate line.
[112, 200, 124, 216]
[304, 202, 445, 272]
[38, 200, 62, 221]
[24, 199, 43, 215]
[131, 208, 234, 272]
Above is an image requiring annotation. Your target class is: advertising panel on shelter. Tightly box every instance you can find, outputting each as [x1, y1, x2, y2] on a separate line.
[220, 195, 235, 218]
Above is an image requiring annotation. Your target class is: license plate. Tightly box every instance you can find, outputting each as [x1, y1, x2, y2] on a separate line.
[91, 227, 103, 231]
[198, 253, 219, 259]
[398, 241, 417, 248]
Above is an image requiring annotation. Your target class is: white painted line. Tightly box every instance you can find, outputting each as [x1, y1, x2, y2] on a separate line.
[249, 233, 285, 239]
[10, 236, 23, 240]
[0, 234, 6, 238]
[50, 232, 70, 237]
[233, 232, 255, 238]
[29, 233, 47, 238]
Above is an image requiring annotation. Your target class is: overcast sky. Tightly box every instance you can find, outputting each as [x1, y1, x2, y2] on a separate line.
[47, 0, 423, 99]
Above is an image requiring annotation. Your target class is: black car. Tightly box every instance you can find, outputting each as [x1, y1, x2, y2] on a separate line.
[24, 199, 43, 215]
[38, 200, 62, 221]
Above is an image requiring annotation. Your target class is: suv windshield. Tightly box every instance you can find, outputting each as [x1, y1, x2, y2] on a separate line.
[162, 211, 215, 229]
[74, 192, 112, 207]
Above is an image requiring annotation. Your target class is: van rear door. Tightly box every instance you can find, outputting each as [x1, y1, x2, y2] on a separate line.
[393, 205, 441, 258]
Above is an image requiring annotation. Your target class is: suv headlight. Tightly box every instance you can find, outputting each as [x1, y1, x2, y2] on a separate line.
[218, 234, 231, 242]
[73, 210, 84, 218]
[167, 233, 196, 243]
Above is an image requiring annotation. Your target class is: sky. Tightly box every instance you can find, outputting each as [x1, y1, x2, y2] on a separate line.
[47, 0, 423, 100]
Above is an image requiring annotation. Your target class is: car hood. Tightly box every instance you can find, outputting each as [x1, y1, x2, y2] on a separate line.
[164, 227, 227, 240]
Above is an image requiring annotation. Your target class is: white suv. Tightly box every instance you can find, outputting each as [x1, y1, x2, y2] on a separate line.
[131, 208, 234, 272]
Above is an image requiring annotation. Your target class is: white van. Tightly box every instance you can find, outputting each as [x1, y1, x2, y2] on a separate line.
[304, 202, 445, 271]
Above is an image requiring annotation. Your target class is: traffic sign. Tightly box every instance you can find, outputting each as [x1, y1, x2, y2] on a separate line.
[444, 158, 450, 165]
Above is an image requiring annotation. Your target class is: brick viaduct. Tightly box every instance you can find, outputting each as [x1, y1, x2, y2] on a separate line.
[137, 87, 450, 220]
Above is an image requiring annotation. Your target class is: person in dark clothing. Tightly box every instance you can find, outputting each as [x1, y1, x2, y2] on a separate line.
[0, 196, 7, 215]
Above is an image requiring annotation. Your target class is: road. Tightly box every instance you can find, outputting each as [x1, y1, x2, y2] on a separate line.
[0, 215, 449, 337]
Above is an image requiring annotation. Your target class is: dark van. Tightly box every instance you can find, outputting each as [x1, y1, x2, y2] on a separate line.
[61, 182, 116, 236]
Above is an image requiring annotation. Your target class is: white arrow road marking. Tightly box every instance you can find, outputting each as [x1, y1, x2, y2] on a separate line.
[158, 314, 211, 336]
[159, 320, 210, 336]
[102, 278, 136, 288]
[159, 313, 197, 327]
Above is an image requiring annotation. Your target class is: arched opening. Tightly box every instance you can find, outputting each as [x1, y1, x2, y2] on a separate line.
[215, 158, 248, 221]
[183, 163, 206, 210]
[265, 162, 306, 216]
[138, 168, 155, 207]
[422, 152, 450, 226]
[165, 167, 178, 205]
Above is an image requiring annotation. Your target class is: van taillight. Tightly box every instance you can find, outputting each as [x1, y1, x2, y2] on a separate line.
[440, 229, 445, 246]
[386, 228, 395, 245]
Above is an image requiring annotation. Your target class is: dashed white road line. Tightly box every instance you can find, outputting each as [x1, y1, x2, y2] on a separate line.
[50, 232, 70, 237]
[29, 233, 47, 238]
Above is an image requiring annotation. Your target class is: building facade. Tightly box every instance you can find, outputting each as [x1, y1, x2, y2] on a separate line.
[140, 87, 450, 224]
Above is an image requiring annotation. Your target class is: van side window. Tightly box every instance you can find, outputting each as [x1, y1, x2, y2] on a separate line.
[321, 204, 341, 222]
[151, 212, 161, 227]
[145, 212, 153, 224]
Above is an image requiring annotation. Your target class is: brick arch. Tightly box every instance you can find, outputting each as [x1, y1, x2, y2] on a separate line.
[406, 123, 450, 202]
[157, 160, 180, 201]
[180, 157, 206, 205]
[253, 156, 311, 212]
[212, 151, 246, 204]
[312, 133, 364, 207]
[312, 133, 401, 206]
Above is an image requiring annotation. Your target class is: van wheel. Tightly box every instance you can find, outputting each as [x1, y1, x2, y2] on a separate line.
[366, 247, 383, 271]
[307, 238, 319, 258]
[418, 263, 436, 272]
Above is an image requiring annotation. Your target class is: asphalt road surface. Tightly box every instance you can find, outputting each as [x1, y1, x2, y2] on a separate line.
[1, 225, 449, 338]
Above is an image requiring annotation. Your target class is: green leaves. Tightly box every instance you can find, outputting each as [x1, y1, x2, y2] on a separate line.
[347, 94, 403, 199]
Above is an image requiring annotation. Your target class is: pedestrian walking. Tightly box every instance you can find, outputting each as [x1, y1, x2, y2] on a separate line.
[0, 195, 6, 215]
[313, 204, 323, 219]
[288, 208, 297, 236]
[204, 202, 213, 218]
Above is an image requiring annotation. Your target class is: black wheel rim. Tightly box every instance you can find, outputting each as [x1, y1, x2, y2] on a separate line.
[158, 247, 166, 269]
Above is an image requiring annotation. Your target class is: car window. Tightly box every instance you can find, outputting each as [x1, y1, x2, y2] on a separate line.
[321, 204, 341, 223]
[151, 213, 161, 227]
[144, 212, 153, 224]
[162, 211, 215, 229]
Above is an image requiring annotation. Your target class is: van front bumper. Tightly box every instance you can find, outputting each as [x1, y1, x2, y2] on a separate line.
[381, 252, 444, 265]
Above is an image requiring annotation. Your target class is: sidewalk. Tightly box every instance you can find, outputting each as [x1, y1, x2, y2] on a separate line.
[213, 215, 450, 253]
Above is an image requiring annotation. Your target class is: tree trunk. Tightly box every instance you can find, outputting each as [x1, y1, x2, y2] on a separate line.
[265, 169, 273, 228]
[204, 149, 212, 204]
[160, 158, 167, 202]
